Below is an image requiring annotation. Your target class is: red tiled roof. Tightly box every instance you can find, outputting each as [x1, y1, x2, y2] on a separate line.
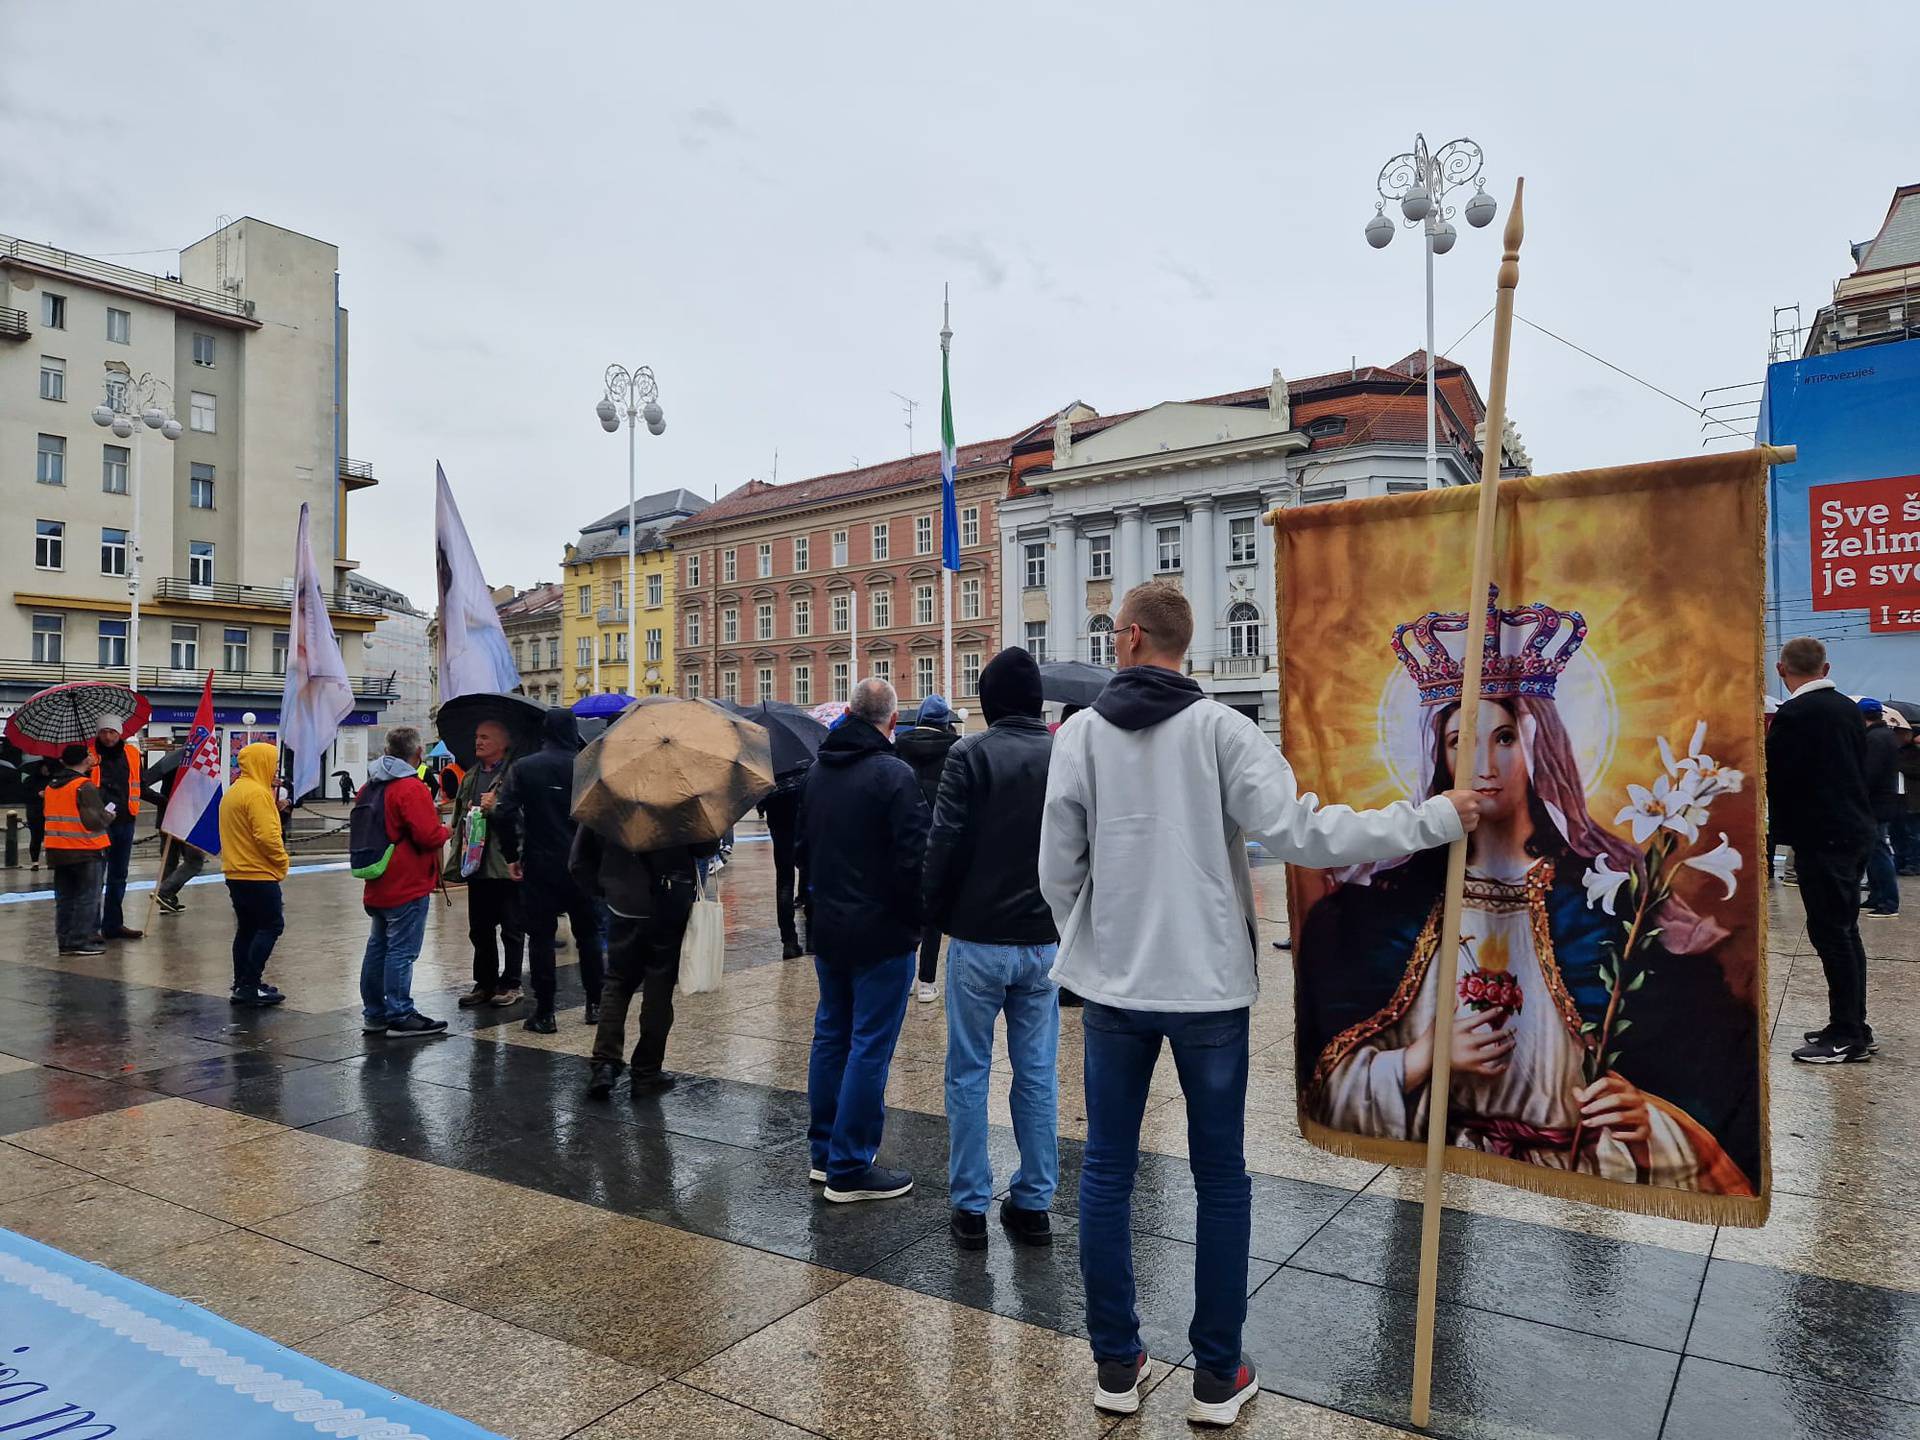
[676, 435, 1015, 531]
[495, 582, 562, 618]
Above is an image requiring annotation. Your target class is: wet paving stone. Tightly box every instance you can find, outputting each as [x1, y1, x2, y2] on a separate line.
[465, 1105, 763, 1216]
[1664, 1355, 1920, 1440]
[118, 1049, 326, 1097]
[1688, 1258, 1920, 1403]
[0, 1072, 164, 1136]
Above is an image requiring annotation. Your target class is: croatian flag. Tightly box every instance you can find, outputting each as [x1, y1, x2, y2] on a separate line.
[161, 672, 223, 855]
[939, 338, 960, 572]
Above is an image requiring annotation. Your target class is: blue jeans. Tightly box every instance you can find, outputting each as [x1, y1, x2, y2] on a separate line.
[360, 895, 432, 1024]
[53, 859, 103, 949]
[100, 819, 135, 931]
[1080, 1001, 1250, 1379]
[945, 939, 1060, 1213]
[807, 952, 913, 1186]
[1866, 822, 1901, 913]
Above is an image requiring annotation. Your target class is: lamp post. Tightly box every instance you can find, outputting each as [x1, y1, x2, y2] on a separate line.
[91, 374, 181, 683]
[595, 364, 665, 696]
[1365, 134, 1498, 490]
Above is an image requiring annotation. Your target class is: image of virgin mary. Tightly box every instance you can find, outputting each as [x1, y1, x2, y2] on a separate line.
[1296, 592, 1760, 1195]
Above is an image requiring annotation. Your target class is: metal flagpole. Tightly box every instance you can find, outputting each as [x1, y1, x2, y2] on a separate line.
[941, 286, 954, 705]
[626, 413, 638, 697]
[848, 575, 859, 691]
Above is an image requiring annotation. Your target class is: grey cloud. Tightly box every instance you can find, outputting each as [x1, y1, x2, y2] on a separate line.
[681, 104, 745, 153]
[1158, 256, 1215, 302]
[932, 233, 1008, 290]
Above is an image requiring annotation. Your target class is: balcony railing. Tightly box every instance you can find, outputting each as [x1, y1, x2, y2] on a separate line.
[597, 606, 629, 624]
[1213, 654, 1269, 679]
[0, 307, 27, 340]
[1, 235, 254, 320]
[0, 658, 395, 698]
[152, 577, 385, 618]
[338, 457, 376, 487]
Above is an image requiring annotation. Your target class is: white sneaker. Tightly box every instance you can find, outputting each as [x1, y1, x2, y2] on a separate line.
[916, 981, 938, 1004]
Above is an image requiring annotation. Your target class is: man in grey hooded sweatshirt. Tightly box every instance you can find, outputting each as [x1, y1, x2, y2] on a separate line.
[1041, 581, 1480, 1427]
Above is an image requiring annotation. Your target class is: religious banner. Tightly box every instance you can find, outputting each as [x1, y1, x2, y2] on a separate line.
[1273, 449, 1769, 1225]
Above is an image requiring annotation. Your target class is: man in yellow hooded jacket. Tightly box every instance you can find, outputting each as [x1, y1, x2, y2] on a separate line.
[220, 741, 292, 1007]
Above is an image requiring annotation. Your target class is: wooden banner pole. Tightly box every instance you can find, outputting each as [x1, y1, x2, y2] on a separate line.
[1408, 176, 1526, 1429]
[144, 833, 172, 934]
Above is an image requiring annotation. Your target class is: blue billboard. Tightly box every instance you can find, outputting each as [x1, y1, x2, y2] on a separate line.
[1759, 336, 1920, 700]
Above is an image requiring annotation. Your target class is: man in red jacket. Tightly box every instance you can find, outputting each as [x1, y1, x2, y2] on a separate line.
[359, 727, 452, 1038]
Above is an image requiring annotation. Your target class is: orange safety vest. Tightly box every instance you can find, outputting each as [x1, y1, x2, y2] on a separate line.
[43, 779, 109, 853]
[89, 742, 142, 819]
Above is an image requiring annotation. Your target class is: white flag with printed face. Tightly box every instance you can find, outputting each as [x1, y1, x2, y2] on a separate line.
[434, 462, 521, 702]
[280, 502, 355, 802]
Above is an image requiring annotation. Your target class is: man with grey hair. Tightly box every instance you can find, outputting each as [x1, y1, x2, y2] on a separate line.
[797, 675, 931, 1202]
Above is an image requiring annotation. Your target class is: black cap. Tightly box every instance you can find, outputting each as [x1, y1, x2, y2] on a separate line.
[980, 647, 1044, 724]
[60, 743, 88, 767]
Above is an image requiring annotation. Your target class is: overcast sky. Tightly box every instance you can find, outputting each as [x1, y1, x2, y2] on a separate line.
[8, 3, 1913, 604]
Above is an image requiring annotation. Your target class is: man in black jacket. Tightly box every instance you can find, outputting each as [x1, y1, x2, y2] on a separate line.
[895, 693, 960, 1002]
[1767, 638, 1879, 1063]
[1859, 698, 1903, 917]
[497, 707, 606, 1034]
[798, 676, 930, 1203]
[759, 764, 809, 959]
[923, 647, 1060, 1251]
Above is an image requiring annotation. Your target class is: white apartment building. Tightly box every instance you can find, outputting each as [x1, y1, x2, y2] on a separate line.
[1, 218, 392, 768]
[998, 355, 1513, 733]
[347, 573, 432, 741]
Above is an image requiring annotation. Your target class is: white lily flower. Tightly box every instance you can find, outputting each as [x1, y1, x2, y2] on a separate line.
[1666, 720, 1745, 801]
[1683, 832, 1743, 900]
[1615, 773, 1703, 845]
[1583, 854, 1631, 915]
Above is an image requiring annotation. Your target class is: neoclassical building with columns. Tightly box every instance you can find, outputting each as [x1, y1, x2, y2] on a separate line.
[997, 353, 1521, 733]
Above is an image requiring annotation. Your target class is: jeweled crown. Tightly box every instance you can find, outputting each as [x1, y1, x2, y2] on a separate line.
[1390, 586, 1587, 706]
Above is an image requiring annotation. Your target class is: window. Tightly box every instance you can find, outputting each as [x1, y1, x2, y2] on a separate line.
[647, 573, 663, 608]
[915, 515, 933, 555]
[615, 631, 629, 661]
[961, 505, 980, 548]
[36, 434, 66, 486]
[169, 623, 198, 670]
[757, 542, 772, 578]
[722, 548, 737, 583]
[756, 666, 775, 702]
[756, 602, 774, 640]
[686, 610, 703, 647]
[97, 618, 126, 668]
[192, 332, 215, 367]
[831, 661, 851, 703]
[792, 665, 815, 706]
[1024, 621, 1049, 663]
[675, 669, 697, 700]
[822, 592, 845, 633]
[832, 530, 848, 567]
[104, 375, 127, 411]
[686, 551, 702, 587]
[1229, 516, 1257, 565]
[721, 606, 739, 643]
[102, 445, 129, 494]
[959, 575, 982, 621]
[100, 526, 128, 576]
[41, 293, 65, 329]
[960, 650, 981, 696]
[646, 628, 662, 662]
[1023, 541, 1046, 589]
[915, 655, 936, 698]
[1305, 415, 1348, 438]
[512, 639, 525, 670]
[1088, 532, 1112, 580]
[722, 668, 740, 702]
[1228, 603, 1262, 659]
[35, 520, 63, 570]
[271, 630, 290, 674]
[31, 614, 63, 664]
[1156, 524, 1183, 573]
[223, 627, 250, 671]
[577, 635, 592, 666]
[578, 584, 592, 616]
[1088, 614, 1115, 668]
[871, 588, 891, 629]
[793, 598, 812, 636]
[189, 391, 215, 432]
[872, 657, 892, 686]
[610, 578, 625, 612]
[39, 356, 65, 402]
[548, 637, 559, 669]
[871, 522, 890, 560]
[188, 540, 214, 586]
[914, 583, 935, 626]
[792, 535, 810, 572]
[106, 308, 131, 345]
[188, 462, 214, 508]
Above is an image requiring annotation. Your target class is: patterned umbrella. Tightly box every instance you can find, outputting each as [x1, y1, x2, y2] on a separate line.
[810, 701, 848, 728]
[4, 682, 152, 758]
[572, 696, 774, 851]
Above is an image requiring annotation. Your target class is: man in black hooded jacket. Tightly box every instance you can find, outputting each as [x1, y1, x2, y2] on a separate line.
[496, 707, 605, 1034]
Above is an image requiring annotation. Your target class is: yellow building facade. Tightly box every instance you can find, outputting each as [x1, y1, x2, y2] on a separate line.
[559, 489, 707, 701]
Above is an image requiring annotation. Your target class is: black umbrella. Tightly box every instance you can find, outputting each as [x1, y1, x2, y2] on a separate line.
[734, 701, 828, 778]
[1038, 660, 1115, 708]
[1888, 699, 1920, 727]
[434, 692, 547, 768]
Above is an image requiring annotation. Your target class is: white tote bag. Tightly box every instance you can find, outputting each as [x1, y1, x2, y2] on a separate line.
[678, 877, 726, 995]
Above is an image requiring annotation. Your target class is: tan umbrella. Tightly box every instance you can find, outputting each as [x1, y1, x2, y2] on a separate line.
[571, 696, 774, 851]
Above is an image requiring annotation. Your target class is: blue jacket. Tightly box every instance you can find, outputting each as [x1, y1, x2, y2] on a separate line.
[797, 718, 930, 966]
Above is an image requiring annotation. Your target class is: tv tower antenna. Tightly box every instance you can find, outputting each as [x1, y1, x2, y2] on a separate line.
[890, 391, 920, 456]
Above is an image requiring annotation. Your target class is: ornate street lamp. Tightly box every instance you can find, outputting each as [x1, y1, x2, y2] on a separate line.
[595, 364, 666, 696]
[91, 373, 181, 681]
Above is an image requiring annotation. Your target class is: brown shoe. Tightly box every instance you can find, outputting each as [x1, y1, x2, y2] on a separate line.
[105, 927, 144, 941]
[489, 987, 524, 1007]
[457, 986, 493, 1009]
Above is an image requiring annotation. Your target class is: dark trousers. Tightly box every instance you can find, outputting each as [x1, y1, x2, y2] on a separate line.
[807, 951, 914, 1186]
[52, 859, 103, 949]
[1865, 822, 1901, 913]
[764, 792, 803, 949]
[27, 811, 44, 864]
[524, 876, 605, 1016]
[593, 888, 696, 1074]
[157, 844, 207, 903]
[1798, 846, 1872, 1047]
[1895, 814, 1920, 874]
[100, 819, 135, 931]
[467, 876, 524, 992]
[1080, 1001, 1251, 1380]
[225, 879, 285, 992]
[918, 924, 942, 984]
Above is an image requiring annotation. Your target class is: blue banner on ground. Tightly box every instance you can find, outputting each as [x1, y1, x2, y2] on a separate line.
[0, 1228, 499, 1439]
[1759, 335, 1920, 699]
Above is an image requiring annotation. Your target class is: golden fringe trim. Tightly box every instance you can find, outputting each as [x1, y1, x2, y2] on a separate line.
[1299, 1116, 1772, 1228]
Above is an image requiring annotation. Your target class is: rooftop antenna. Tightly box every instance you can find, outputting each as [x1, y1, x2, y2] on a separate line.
[215, 213, 237, 293]
[890, 391, 919, 455]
